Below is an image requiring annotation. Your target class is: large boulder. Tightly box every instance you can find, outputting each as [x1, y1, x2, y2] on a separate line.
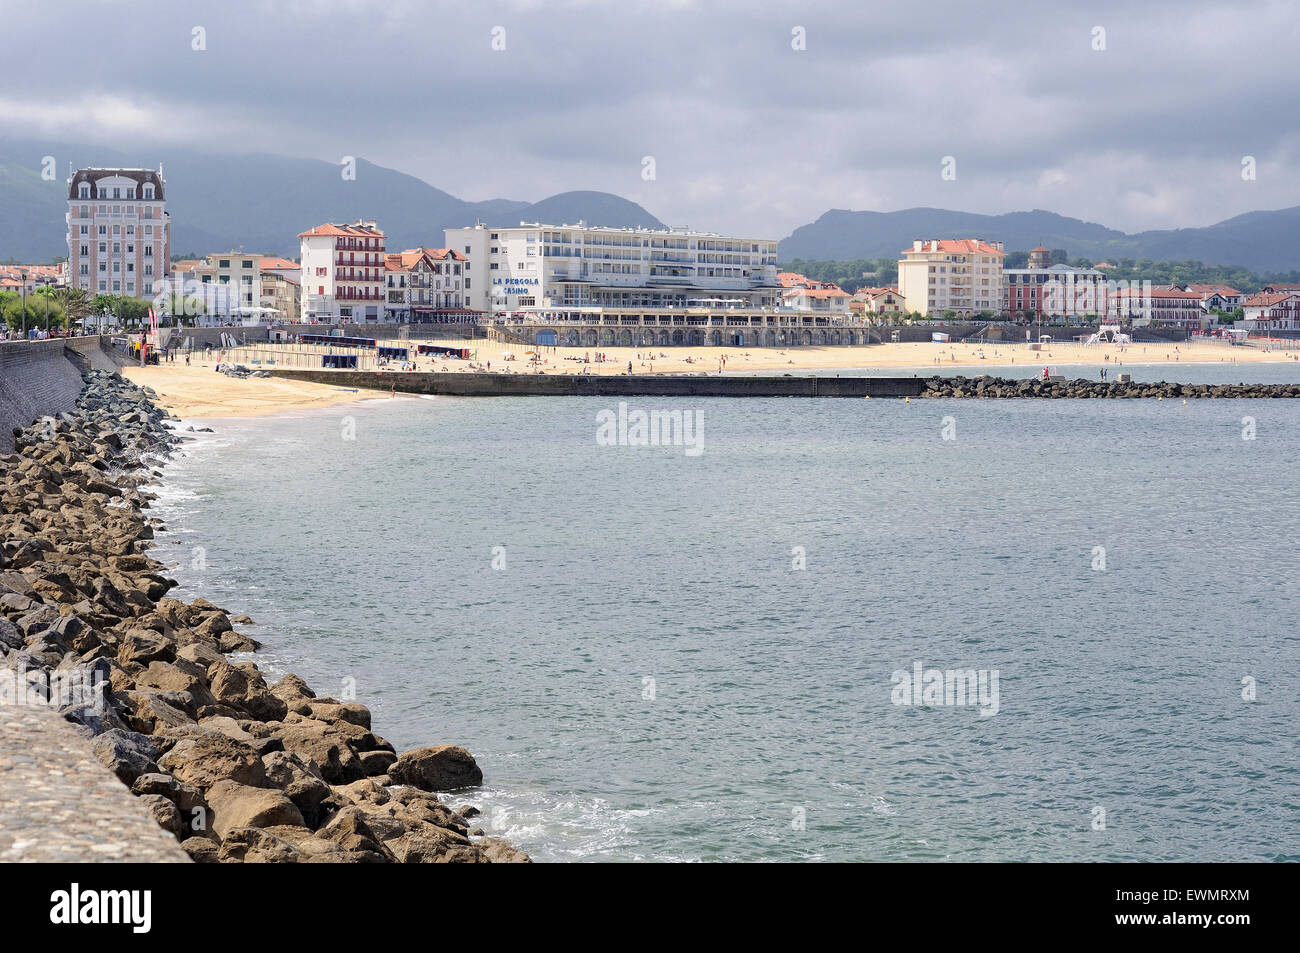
[209, 659, 288, 722]
[262, 750, 331, 825]
[134, 659, 216, 708]
[387, 745, 483, 792]
[158, 733, 268, 789]
[316, 806, 395, 860]
[205, 780, 306, 840]
[273, 720, 366, 784]
[131, 772, 209, 819]
[270, 673, 314, 706]
[137, 793, 183, 838]
[89, 728, 160, 785]
[118, 628, 176, 666]
[214, 827, 300, 864]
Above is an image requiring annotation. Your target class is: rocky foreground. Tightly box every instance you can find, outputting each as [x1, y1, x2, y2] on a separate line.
[1, 370, 529, 863]
[921, 376, 1300, 399]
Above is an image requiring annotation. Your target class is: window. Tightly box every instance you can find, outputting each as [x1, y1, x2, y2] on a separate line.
[98, 226, 107, 236]
[219, 259, 230, 268]
[464, 246, 470, 254]
[80, 264, 88, 275]
[144, 185, 154, 199]
[112, 243, 120, 254]
[112, 188, 121, 199]
[99, 280, 106, 291]
[490, 263, 498, 270]
[465, 278, 470, 289]
[80, 226, 88, 236]
[243, 260, 253, 268]
[143, 245, 152, 257]
[78, 185, 89, 198]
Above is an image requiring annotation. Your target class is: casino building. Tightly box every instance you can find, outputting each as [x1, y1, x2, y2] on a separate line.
[444, 222, 782, 316]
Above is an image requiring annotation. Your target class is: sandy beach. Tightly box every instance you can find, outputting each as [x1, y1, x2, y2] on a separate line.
[121, 363, 373, 418]
[123, 337, 1300, 416]
[474, 338, 1299, 376]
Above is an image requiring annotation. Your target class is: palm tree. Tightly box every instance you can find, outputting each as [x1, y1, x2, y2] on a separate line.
[58, 288, 92, 330]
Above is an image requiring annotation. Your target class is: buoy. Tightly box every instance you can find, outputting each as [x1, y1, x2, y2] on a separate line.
[1182, 399, 1187, 405]
[864, 395, 870, 400]
[1158, 396, 1163, 401]
[904, 397, 910, 403]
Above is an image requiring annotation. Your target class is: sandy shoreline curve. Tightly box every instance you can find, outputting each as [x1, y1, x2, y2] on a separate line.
[124, 339, 1298, 417]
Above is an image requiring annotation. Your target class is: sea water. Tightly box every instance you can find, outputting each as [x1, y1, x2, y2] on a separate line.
[148, 380, 1300, 862]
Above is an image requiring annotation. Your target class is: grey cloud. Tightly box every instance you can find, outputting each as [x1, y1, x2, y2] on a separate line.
[3, 0, 1297, 239]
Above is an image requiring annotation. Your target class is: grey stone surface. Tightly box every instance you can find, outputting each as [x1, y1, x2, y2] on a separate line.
[0, 705, 191, 862]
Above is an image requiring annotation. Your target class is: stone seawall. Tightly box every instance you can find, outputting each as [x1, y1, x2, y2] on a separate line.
[269, 369, 928, 398]
[0, 340, 86, 453]
[0, 337, 125, 453]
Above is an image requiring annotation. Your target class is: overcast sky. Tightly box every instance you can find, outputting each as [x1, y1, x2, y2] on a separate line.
[4, 0, 1298, 238]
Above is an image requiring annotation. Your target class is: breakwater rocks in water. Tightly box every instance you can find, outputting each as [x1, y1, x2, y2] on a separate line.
[920, 376, 1300, 399]
[1, 370, 529, 863]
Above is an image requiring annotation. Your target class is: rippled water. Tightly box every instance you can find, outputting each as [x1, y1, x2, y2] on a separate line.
[148, 381, 1300, 862]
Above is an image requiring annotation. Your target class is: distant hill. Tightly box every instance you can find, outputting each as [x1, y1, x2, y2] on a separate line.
[779, 206, 1300, 272]
[0, 139, 664, 261]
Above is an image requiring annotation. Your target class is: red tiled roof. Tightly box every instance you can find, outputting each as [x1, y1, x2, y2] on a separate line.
[1185, 283, 1240, 295]
[259, 257, 299, 270]
[902, 239, 1005, 256]
[384, 247, 468, 272]
[1242, 292, 1298, 307]
[784, 287, 849, 299]
[298, 222, 385, 239]
[410, 247, 466, 261]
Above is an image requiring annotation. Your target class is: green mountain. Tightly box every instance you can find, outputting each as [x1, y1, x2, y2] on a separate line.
[779, 206, 1300, 272]
[0, 139, 664, 261]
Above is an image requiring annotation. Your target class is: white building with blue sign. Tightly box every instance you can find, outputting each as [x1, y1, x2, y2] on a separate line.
[445, 221, 781, 316]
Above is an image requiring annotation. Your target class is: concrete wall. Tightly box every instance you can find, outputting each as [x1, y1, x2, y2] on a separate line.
[269, 369, 926, 398]
[0, 336, 124, 451]
[0, 340, 87, 452]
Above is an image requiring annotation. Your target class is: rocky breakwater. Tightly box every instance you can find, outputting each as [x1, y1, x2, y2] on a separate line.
[921, 375, 1300, 399]
[1, 370, 529, 863]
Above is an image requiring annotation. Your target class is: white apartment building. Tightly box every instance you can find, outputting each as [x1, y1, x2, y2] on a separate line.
[445, 222, 781, 315]
[66, 166, 171, 298]
[898, 239, 1006, 317]
[299, 221, 386, 322]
